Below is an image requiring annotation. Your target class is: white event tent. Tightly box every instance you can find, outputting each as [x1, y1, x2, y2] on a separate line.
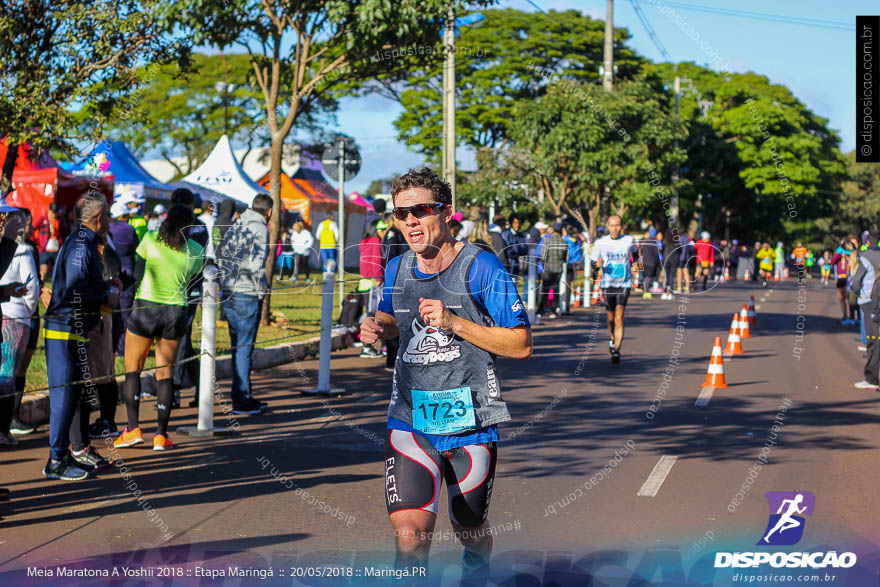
[182, 135, 269, 206]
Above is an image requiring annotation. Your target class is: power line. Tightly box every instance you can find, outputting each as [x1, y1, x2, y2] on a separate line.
[629, 0, 672, 62]
[659, 2, 854, 32]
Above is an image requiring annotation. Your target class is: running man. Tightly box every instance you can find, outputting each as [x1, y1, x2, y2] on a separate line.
[590, 215, 639, 363]
[756, 242, 775, 288]
[762, 494, 808, 544]
[791, 242, 808, 279]
[359, 168, 531, 580]
[694, 231, 714, 291]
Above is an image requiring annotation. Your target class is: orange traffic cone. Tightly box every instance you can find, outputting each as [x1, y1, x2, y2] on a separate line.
[573, 285, 582, 308]
[591, 280, 601, 306]
[723, 313, 744, 356]
[748, 296, 757, 325]
[739, 305, 752, 339]
[703, 336, 728, 388]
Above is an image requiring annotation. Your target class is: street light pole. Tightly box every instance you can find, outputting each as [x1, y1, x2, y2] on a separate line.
[442, 3, 456, 210]
[603, 0, 614, 91]
[337, 136, 346, 308]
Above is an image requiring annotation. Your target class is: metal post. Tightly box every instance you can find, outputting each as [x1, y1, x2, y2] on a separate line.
[527, 254, 537, 325]
[443, 4, 457, 209]
[337, 137, 345, 309]
[178, 264, 236, 437]
[559, 270, 569, 314]
[603, 0, 614, 92]
[304, 270, 344, 395]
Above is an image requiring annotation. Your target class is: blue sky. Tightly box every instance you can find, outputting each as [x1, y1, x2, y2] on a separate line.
[332, 0, 865, 193]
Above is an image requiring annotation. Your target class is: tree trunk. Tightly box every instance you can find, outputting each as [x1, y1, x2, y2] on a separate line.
[1, 141, 18, 195]
[588, 191, 601, 241]
[261, 136, 284, 326]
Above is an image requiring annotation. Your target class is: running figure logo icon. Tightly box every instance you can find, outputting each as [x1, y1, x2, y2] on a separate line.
[758, 491, 816, 546]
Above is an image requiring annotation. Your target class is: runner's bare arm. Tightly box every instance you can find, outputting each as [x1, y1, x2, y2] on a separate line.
[418, 298, 532, 360]
[360, 310, 399, 345]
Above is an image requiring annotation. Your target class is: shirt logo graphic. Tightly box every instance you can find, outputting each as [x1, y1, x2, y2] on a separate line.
[401, 318, 461, 364]
[758, 491, 815, 546]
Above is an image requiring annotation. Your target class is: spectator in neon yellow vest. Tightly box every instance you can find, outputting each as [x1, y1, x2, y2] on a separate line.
[316, 212, 339, 272]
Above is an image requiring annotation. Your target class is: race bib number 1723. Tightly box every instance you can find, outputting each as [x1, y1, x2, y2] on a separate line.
[411, 387, 475, 435]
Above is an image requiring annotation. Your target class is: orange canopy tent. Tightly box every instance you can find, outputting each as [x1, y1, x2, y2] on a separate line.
[0, 138, 113, 218]
[257, 167, 360, 228]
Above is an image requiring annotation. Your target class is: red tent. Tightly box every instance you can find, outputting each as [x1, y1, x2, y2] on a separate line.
[0, 139, 114, 219]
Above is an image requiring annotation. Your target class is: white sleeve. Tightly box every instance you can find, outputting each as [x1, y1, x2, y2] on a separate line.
[305, 230, 314, 248]
[21, 253, 38, 315]
[331, 222, 339, 239]
[316, 223, 324, 239]
[589, 241, 601, 262]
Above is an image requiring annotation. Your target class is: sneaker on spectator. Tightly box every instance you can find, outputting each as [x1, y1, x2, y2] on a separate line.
[71, 446, 110, 469]
[0, 432, 19, 447]
[246, 396, 269, 408]
[858, 345, 868, 352]
[231, 398, 263, 414]
[854, 380, 879, 390]
[43, 455, 91, 481]
[113, 427, 144, 448]
[89, 418, 120, 439]
[153, 434, 174, 451]
[9, 418, 35, 435]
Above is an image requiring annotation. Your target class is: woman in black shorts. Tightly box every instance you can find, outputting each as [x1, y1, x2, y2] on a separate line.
[114, 205, 204, 451]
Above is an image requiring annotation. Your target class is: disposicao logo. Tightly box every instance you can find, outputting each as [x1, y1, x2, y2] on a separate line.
[714, 491, 857, 569]
[759, 491, 815, 546]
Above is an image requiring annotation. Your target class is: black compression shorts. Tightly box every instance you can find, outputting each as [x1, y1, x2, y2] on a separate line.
[836, 277, 847, 289]
[604, 287, 630, 311]
[127, 300, 188, 340]
[385, 428, 497, 528]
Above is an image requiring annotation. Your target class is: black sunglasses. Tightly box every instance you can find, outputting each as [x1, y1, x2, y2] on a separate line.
[392, 202, 446, 221]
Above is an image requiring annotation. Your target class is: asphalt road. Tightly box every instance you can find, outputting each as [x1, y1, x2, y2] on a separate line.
[2, 277, 879, 586]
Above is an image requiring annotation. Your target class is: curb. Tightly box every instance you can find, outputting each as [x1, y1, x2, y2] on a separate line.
[20, 326, 359, 427]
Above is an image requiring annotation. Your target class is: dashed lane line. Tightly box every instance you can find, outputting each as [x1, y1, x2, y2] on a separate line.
[694, 386, 715, 407]
[637, 455, 678, 497]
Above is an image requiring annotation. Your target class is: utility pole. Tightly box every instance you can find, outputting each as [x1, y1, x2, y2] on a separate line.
[603, 0, 614, 91]
[671, 75, 681, 234]
[336, 136, 346, 308]
[442, 3, 457, 209]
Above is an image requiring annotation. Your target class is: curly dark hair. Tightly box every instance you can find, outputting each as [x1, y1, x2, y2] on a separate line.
[391, 167, 452, 205]
[157, 204, 194, 250]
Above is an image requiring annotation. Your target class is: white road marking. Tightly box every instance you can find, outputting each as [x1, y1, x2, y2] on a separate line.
[695, 387, 715, 407]
[637, 455, 678, 497]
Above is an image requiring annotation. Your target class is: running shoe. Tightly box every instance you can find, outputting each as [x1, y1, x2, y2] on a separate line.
[153, 434, 174, 451]
[642, 292, 653, 299]
[231, 398, 263, 414]
[9, 418, 35, 435]
[113, 427, 144, 448]
[89, 418, 120, 439]
[762, 281, 768, 288]
[461, 535, 493, 581]
[43, 454, 91, 481]
[0, 432, 19, 447]
[353, 340, 364, 347]
[71, 446, 111, 469]
[859, 345, 868, 352]
[360, 347, 384, 359]
[854, 380, 880, 390]
[611, 349, 621, 363]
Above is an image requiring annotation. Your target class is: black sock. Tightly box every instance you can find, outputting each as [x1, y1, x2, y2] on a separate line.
[155, 379, 174, 437]
[0, 395, 13, 434]
[98, 381, 119, 424]
[123, 372, 141, 431]
[12, 376, 25, 421]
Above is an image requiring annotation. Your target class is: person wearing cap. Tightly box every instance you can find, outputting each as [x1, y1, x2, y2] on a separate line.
[108, 201, 139, 355]
[34, 202, 64, 281]
[147, 203, 167, 231]
[118, 195, 148, 241]
[694, 231, 714, 291]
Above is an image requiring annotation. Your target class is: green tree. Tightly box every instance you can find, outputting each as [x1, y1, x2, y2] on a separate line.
[377, 8, 645, 161]
[507, 78, 684, 239]
[0, 0, 184, 191]
[645, 62, 846, 244]
[177, 0, 494, 323]
[835, 150, 880, 239]
[102, 53, 267, 179]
